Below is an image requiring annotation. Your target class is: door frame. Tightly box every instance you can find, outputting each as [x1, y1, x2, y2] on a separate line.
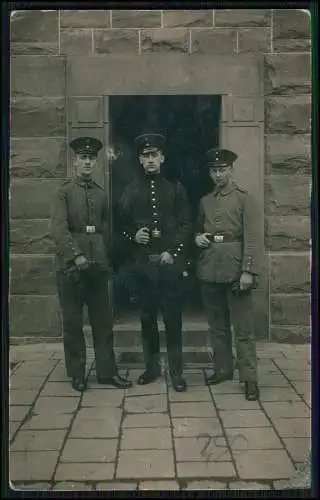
[66, 54, 268, 339]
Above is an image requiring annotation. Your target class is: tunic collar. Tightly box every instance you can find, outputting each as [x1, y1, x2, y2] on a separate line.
[213, 180, 237, 197]
[75, 176, 95, 188]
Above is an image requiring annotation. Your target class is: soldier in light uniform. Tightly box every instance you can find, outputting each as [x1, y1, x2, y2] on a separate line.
[195, 148, 260, 401]
[49, 137, 132, 392]
[118, 132, 192, 392]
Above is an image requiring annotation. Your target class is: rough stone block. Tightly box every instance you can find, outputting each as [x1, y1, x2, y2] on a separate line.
[10, 406, 30, 422]
[270, 326, 310, 344]
[10, 10, 59, 42]
[265, 175, 310, 216]
[81, 389, 124, 407]
[168, 388, 212, 402]
[191, 28, 236, 54]
[11, 57, 65, 98]
[60, 10, 111, 28]
[273, 9, 311, 40]
[233, 449, 295, 480]
[270, 254, 310, 293]
[10, 219, 54, 255]
[238, 28, 270, 53]
[265, 134, 311, 175]
[264, 54, 311, 96]
[265, 96, 311, 134]
[163, 10, 213, 27]
[141, 29, 189, 53]
[266, 215, 310, 251]
[10, 256, 56, 295]
[60, 438, 118, 462]
[13, 482, 51, 491]
[274, 38, 311, 53]
[10, 179, 61, 219]
[11, 42, 59, 55]
[11, 98, 66, 137]
[94, 29, 139, 54]
[214, 9, 271, 27]
[116, 450, 175, 479]
[60, 29, 92, 55]
[9, 295, 60, 337]
[112, 10, 161, 28]
[270, 295, 311, 326]
[10, 138, 67, 179]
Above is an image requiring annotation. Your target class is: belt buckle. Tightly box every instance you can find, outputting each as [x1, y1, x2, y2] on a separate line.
[214, 234, 224, 243]
[86, 225, 96, 234]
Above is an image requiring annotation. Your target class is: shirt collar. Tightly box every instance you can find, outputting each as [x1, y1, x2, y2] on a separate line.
[75, 175, 95, 188]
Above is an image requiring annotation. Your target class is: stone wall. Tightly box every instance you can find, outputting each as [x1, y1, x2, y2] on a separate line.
[10, 9, 312, 342]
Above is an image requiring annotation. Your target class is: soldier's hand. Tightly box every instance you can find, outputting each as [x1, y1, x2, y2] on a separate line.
[195, 233, 211, 248]
[75, 255, 89, 270]
[160, 251, 174, 265]
[135, 227, 150, 245]
[239, 272, 253, 291]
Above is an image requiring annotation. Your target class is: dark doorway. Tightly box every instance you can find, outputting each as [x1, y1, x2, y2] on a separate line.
[109, 95, 221, 323]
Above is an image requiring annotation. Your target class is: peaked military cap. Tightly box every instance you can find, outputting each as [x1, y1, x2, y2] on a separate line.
[205, 148, 238, 168]
[134, 132, 166, 154]
[69, 137, 103, 156]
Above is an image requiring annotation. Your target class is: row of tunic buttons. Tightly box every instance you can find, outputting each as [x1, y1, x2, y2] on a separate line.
[150, 180, 159, 225]
[173, 243, 184, 258]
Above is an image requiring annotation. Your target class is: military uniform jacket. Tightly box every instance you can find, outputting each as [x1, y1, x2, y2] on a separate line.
[196, 181, 259, 283]
[118, 174, 192, 268]
[49, 177, 111, 272]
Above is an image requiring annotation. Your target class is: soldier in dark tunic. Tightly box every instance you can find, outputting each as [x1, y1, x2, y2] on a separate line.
[195, 148, 260, 401]
[118, 133, 192, 392]
[49, 136, 132, 392]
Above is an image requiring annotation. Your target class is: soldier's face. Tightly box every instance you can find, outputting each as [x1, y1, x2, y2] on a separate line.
[139, 149, 164, 174]
[74, 153, 97, 178]
[209, 165, 233, 188]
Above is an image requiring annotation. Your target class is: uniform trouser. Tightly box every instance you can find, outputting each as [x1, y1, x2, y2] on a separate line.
[56, 268, 117, 379]
[201, 282, 258, 382]
[138, 263, 184, 379]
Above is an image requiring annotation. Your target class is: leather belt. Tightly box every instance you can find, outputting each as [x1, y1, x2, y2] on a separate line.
[208, 233, 241, 243]
[71, 226, 102, 234]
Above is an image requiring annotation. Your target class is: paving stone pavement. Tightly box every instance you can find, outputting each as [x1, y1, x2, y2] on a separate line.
[8, 342, 312, 492]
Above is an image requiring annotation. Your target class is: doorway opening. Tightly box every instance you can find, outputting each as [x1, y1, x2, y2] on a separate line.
[109, 95, 222, 324]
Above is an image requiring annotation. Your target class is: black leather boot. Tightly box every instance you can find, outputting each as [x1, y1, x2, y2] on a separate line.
[171, 376, 187, 392]
[245, 381, 260, 401]
[137, 367, 161, 385]
[206, 371, 234, 386]
[71, 376, 87, 392]
[97, 374, 133, 389]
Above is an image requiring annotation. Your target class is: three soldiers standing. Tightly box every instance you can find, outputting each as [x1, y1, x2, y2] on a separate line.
[50, 133, 260, 401]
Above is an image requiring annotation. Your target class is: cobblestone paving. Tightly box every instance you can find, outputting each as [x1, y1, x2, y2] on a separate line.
[8, 343, 311, 491]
